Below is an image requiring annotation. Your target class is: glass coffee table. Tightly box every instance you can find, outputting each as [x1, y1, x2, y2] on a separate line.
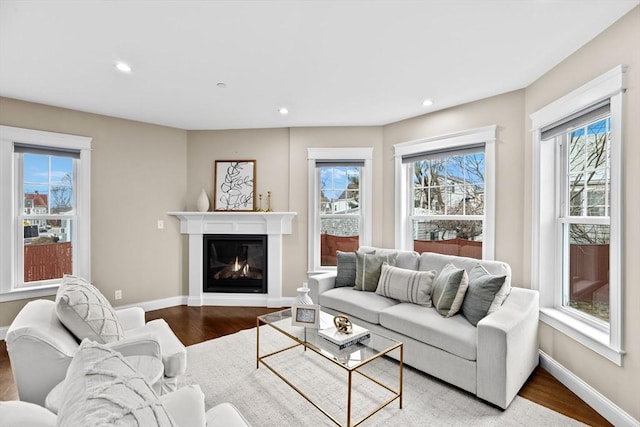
[257, 309, 403, 427]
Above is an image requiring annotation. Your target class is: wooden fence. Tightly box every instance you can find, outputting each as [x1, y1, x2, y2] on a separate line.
[24, 242, 72, 282]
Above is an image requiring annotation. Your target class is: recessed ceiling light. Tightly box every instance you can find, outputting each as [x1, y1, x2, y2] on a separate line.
[115, 61, 132, 73]
[279, 107, 289, 115]
[422, 99, 434, 107]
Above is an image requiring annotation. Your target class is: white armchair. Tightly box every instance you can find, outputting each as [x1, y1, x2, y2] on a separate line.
[6, 299, 187, 406]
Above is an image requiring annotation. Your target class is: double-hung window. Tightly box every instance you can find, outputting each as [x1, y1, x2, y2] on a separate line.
[394, 126, 496, 259]
[307, 148, 372, 272]
[531, 65, 625, 365]
[0, 126, 91, 302]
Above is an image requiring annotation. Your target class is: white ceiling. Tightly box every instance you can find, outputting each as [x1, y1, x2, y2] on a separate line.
[0, 1, 637, 130]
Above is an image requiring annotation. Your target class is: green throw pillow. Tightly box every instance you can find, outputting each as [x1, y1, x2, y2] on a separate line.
[354, 252, 398, 291]
[461, 265, 507, 326]
[375, 264, 436, 306]
[432, 263, 469, 317]
[335, 251, 357, 287]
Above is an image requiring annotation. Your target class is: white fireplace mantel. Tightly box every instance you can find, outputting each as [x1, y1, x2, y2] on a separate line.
[168, 211, 297, 307]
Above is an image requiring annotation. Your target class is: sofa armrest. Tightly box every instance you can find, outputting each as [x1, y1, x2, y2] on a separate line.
[107, 333, 162, 360]
[476, 287, 539, 409]
[115, 306, 146, 330]
[308, 272, 337, 304]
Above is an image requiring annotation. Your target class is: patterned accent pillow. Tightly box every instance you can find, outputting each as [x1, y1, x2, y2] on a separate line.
[57, 339, 177, 427]
[55, 274, 124, 344]
[431, 263, 469, 317]
[461, 265, 507, 326]
[335, 251, 357, 287]
[354, 252, 398, 291]
[375, 264, 436, 306]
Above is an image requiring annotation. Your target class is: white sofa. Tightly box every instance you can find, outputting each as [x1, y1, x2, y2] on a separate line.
[309, 247, 539, 409]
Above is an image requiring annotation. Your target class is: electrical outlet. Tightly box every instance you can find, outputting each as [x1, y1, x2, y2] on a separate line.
[157, 220, 164, 229]
[115, 290, 122, 300]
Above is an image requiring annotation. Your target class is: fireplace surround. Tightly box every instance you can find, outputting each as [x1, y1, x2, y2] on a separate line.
[169, 212, 296, 307]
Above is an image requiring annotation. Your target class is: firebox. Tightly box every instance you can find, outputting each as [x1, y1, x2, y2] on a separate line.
[203, 234, 267, 293]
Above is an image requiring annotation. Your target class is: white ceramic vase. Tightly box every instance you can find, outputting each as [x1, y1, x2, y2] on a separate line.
[196, 189, 210, 212]
[295, 285, 313, 305]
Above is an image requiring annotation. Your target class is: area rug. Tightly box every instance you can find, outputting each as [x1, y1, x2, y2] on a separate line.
[182, 327, 584, 426]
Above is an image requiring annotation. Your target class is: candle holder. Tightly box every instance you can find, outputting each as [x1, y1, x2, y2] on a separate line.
[256, 194, 264, 212]
[266, 191, 273, 212]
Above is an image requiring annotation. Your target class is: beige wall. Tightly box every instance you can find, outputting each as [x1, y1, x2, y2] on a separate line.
[383, 90, 526, 285]
[0, 97, 187, 325]
[523, 6, 640, 421]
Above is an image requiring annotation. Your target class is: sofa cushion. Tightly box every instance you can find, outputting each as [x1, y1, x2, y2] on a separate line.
[55, 274, 124, 344]
[375, 264, 436, 307]
[206, 402, 253, 427]
[335, 251, 357, 287]
[354, 252, 398, 291]
[319, 287, 399, 324]
[431, 263, 469, 317]
[379, 303, 478, 361]
[160, 385, 206, 427]
[125, 318, 187, 378]
[0, 401, 56, 427]
[461, 265, 507, 326]
[57, 339, 176, 426]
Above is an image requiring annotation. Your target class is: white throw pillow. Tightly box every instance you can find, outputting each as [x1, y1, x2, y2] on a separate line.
[56, 339, 176, 426]
[55, 274, 124, 343]
[375, 264, 436, 306]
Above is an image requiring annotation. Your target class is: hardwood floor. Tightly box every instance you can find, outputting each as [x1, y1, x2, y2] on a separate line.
[1, 305, 612, 426]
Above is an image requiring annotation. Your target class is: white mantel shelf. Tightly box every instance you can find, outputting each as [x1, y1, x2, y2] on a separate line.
[168, 211, 297, 307]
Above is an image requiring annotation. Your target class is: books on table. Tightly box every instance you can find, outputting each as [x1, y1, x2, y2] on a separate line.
[318, 322, 370, 350]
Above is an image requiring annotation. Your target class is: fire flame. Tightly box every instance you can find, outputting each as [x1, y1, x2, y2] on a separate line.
[233, 257, 250, 277]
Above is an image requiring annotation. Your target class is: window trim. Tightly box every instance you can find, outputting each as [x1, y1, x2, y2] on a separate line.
[530, 65, 625, 365]
[0, 125, 92, 302]
[307, 147, 373, 273]
[393, 125, 497, 259]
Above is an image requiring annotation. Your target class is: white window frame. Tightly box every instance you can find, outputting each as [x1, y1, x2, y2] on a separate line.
[530, 65, 625, 365]
[393, 125, 497, 259]
[307, 147, 373, 273]
[0, 126, 92, 302]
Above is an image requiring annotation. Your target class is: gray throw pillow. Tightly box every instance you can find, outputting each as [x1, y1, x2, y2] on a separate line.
[354, 252, 398, 291]
[335, 251, 357, 287]
[461, 265, 507, 326]
[432, 263, 469, 317]
[376, 263, 436, 306]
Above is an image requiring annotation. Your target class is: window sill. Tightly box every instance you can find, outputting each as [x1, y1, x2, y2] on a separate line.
[540, 307, 624, 366]
[0, 284, 59, 303]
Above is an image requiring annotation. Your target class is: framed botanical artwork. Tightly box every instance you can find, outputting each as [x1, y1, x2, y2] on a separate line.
[291, 304, 321, 328]
[214, 160, 256, 211]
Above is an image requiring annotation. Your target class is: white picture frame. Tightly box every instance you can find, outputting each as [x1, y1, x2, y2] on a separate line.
[291, 304, 321, 328]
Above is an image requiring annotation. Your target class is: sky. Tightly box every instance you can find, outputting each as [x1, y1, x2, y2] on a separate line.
[23, 153, 73, 194]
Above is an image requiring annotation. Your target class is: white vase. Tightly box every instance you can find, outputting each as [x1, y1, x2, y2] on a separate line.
[295, 286, 313, 305]
[196, 189, 209, 212]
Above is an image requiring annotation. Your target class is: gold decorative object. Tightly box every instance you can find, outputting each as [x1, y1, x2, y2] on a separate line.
[266, 191, 273, 212]
[256, 194, 264, 212]
[333, 315, 353, 334]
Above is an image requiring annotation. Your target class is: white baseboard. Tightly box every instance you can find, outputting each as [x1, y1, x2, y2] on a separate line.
[539, 351, 639, 427]
[113, 295, 188, 313]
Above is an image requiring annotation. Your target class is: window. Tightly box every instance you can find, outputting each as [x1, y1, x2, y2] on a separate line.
[394, 126, 496, 259]
[307, 148, 372, 272]
[0, 126, 92, 302]
[530, 65, 625, 365]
